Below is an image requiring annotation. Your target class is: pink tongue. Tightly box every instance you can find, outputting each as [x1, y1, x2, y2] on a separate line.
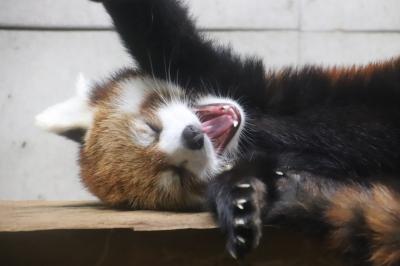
[201, 115, 233, 139]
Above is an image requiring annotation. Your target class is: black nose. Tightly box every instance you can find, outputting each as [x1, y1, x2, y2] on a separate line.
[182, 125, 204, 150]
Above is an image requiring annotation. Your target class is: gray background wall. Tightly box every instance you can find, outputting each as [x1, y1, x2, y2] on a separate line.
[1, 0, 400, 200]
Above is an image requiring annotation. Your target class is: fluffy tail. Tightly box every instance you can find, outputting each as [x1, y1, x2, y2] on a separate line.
[268, 171, 400, 265]
[325, 183, 400, 266]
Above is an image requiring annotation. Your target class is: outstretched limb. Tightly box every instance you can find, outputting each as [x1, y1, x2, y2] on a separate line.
[91, 0, 267, 106]
[208, 171, 267, 259]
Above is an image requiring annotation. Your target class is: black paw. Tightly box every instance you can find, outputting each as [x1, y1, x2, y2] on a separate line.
[222, 178, 266, 259]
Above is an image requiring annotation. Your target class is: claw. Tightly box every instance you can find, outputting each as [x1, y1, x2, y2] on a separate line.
[236, 203, 244, 210]
[234, 198, 247, 210]
[237, 236, 246, 244]
[275, 170, 284, 176]
[234, 218, 246, 226]
[235, 198, 247, 204]
[236, 183, 251, 188]
[228, 247, 238, 260]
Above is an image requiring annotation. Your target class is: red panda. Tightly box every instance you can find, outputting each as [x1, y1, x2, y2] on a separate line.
[36, 69, 246, 210]
[36, 65, 400, 265]
[36, 0, 400, 264]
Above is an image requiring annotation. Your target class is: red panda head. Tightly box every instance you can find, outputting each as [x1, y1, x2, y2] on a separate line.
[36, 70, 246, 210]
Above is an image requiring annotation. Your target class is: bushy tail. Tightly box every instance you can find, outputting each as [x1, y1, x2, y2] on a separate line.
[271, 171, 400, 265]
[325, 183, 400, 265]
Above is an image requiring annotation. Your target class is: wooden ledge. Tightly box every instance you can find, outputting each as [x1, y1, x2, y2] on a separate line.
[0, 201, 216, 232]
[0, 201, 346, 265]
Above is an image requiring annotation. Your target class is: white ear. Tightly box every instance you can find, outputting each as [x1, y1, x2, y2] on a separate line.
[35, 73, 94, 135]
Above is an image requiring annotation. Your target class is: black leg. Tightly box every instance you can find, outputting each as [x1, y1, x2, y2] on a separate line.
[92, 0, 267, 106]
[208, 173, 266, 259]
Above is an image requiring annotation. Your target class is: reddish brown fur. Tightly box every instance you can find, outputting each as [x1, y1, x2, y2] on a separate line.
[366, 185, 400, 266]
[325, 183, 400, 266]
[90, 69, 138, 106]
[325, 187, 368, 252]
[80, 108, 167, 208]
[326, 57, 400, 85]
[80, 75, 205, 210]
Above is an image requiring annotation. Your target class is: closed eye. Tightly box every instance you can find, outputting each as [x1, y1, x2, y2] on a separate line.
[146, 122, 162, 134]
[130, 119, 159, 147]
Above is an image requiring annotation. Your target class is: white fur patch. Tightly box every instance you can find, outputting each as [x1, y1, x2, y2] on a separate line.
[114, 77, 182, 114]
[158, 170, 181, 192]
[157, 102, 201, 154]
[114, 77, 148, 113]
[35, 73, 94, 133]
[157, 102, 218, 180]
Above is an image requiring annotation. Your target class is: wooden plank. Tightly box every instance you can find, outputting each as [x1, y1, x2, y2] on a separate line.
[0, 229, 346, 266]
[0, 201, 216, 232]
[0, 0, 299, 30]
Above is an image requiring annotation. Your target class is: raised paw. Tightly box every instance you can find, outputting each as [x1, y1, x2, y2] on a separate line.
[217, 177, 266, 259]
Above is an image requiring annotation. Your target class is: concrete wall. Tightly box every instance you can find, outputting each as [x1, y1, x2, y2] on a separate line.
[1, 0, 400, 200]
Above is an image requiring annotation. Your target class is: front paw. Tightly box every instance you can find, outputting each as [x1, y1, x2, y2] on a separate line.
[213, 177, 266, 259]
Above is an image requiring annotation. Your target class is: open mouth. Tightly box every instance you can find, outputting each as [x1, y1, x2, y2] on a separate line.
[194, 103, 241, 154]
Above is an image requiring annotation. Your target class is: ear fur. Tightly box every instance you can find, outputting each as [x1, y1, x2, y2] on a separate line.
[35, 73, 94, 143]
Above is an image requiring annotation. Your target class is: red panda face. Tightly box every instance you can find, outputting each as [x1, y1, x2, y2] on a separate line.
[37, 71, 245, 210]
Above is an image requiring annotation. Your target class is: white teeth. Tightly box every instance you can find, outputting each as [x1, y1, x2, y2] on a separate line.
[275, 171, 284, 176]
[233, 120, 238, 127]
[221, 105, 229, 112]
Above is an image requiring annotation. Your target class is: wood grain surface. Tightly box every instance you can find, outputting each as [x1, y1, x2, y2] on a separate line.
[0, 229, 346, 266]
[0, 201, 216, 232]
[0, 201, 346, 265]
